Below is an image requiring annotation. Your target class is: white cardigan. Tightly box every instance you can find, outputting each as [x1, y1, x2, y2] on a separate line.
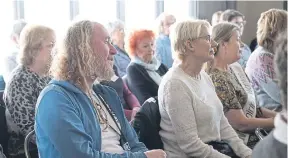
[158, 66, 252, 158]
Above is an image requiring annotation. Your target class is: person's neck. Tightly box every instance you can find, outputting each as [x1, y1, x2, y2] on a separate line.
[179, 57, 203, 77]
[27, 63, 46, 77]
[213, 56, 229, 71]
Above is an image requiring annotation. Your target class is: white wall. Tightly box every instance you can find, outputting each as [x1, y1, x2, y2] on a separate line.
[237, 1, 283, 44]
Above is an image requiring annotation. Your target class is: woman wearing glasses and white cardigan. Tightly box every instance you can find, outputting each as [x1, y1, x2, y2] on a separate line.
[158, 19, 252, 158]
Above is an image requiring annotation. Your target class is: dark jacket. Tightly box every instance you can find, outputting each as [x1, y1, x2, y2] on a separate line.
[126, 62, 168, 105]
[132, 97, 163, 150]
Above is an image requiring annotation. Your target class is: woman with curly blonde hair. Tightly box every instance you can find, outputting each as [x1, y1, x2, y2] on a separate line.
[245, 9, 287, 112]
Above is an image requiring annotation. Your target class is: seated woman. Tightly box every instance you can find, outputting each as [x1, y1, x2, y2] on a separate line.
[100, 65, 141, 121]
[158, 19, 252, 158]
[245, 9, 287, 112]
[207, 22, 276, 149]
[126, 29, 168, 105]
[3, 24, 54, 158]
[107, 20, 130, 77]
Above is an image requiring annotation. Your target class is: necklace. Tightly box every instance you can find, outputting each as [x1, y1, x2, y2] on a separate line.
[88, 91, 109, 131]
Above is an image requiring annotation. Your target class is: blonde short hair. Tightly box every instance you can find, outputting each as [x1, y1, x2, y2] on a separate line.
[257, 9, 287, 53]
[18, 24, 54, 66]
[170, 19, 211, 60]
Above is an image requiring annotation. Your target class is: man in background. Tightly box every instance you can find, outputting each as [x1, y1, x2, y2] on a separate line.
[221, 9, 252, 69]
[3, 19, 27, 83]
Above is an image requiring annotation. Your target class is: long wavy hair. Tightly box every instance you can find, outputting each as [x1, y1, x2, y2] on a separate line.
[257, 9, 287, 53]
[50, 20, 95, 92]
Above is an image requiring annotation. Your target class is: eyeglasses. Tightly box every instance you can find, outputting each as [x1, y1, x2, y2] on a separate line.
[233, 21, 246, 27]
[104, 37, 112, 45]
[191, 35, 211, 43]
[200, 35, 211, 42]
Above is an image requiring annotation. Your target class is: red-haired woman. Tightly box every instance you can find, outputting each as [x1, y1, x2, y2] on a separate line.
[126, 29, 168, 105]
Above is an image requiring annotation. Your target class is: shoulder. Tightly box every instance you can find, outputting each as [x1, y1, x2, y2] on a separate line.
[36, 84, 77, 114]
[93, 84, 118, 97]
[5, 67, 30, 92]
[127, 63, 146, 77]
[160, 74, 190, 95]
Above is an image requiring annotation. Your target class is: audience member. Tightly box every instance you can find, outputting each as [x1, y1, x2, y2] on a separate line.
[35, 20, 166, 158]
[207, 22, 276, 149]
[155, 13, 176, 68]
[252, 30, 287, 158]
[126, 29, 168, 105]
[211, 11, 222, 26]
[245, 9, 287, 111]
[221, 9, 252, 69]
[4, 24, 54, 158]
[3, 19, 27, 83]
[158, 19, 251, 158]
[107, 20, 130, 77]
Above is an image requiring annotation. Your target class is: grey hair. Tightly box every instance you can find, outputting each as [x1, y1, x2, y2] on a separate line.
[106, 19, 125, 35]
[274, 31, 287, 109]
[205, 22, 240, 73]
[211, 22, 240, 48]
[170, 19, 211, 61]
[155, 12, 176, 35]
[11, 19, 27, 37]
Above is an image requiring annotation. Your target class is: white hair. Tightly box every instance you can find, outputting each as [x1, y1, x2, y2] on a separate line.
[170, 19, 211, 60]
[106, 19, 125, 35]
[155, 12, 176, 34]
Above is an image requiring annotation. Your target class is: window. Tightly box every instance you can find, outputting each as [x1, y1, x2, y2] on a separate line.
[164, 0, 191, 20]
[0, 1, 13, 74]
[24, 0, 70, 36]
[78, 0, 117, 24]
[125, 0, 155, 30]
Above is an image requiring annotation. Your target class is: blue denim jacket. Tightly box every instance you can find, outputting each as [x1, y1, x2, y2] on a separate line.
[114, 45, 131, 77]
[155, 34, 173, 68]
[35, 80, 148, 158]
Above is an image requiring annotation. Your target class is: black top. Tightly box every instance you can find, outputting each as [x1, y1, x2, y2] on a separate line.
[132, 97, 163, 150]
[126, 62, 168, 105]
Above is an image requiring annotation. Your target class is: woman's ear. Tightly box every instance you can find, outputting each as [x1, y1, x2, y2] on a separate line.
[185, 40, 194, 52]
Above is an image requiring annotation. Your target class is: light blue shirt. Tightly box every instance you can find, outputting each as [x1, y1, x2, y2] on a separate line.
[238, 43, 252, 69]
[113, 45, 131, 77]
